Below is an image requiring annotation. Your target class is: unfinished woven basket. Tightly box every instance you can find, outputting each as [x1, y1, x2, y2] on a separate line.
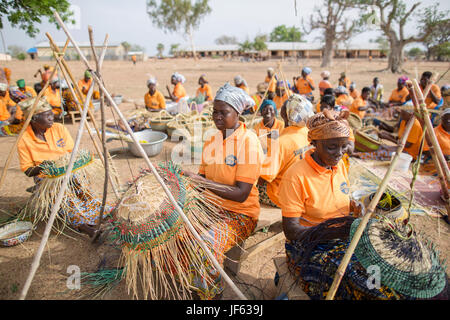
[354, 126, 382, 152]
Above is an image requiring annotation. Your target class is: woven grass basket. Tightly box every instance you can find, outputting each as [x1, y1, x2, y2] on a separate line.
[354, 126, 382, 152]
[348, 112, 363, 130]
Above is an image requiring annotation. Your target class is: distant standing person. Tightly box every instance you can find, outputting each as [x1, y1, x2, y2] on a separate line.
[131, 55, 137, 66]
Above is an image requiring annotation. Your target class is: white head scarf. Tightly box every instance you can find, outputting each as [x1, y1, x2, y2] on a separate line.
[172, 72, 185, 84]
[214, 83, 255, 114]
[0, 82, 8, 91]
[320, 70, 330, 78]
[147, 77, 157, 86]
[234, 75, 247, 87]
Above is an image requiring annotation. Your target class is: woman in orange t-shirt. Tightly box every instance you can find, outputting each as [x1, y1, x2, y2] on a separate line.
[166, 72, 187, 102]
[276, 110, 425, 300]
[196, 74, 213, 101]
[183, 83, 263, 299]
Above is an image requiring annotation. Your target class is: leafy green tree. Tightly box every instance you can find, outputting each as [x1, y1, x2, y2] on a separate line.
[169, 43, 180, 56]
[215, 35, 238, 45]
[419, 4, 450, 61]
[7, 45, 25, 58]
[0, 0, 74, 37]
[270, 25, 303, 42]
[156, 43, 165, 57]
[147, 0, 212, 60]
[238, 40, 253, 53]
[121, 41, 131, 54]
[407, 47, 423, 59]
[253, 35, 268, 52]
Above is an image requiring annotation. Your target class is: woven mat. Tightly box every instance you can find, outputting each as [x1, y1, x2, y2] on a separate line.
[349, 158, 446, 218]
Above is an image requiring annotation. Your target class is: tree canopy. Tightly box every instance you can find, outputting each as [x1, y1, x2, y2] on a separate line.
[0, 0, 74, 37]
[269, 25, 303, 42]
[215, 35, 238, 45]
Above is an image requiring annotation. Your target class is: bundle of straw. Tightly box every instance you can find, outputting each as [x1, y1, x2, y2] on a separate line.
[106, 162, 230, 300]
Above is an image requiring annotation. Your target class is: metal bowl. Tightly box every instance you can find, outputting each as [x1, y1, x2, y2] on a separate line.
[0, 221, 33, 247]
[126, 130, 167, 158]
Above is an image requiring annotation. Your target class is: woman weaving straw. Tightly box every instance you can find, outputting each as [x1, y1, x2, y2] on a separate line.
[166, 72, 187, 103]
[278, 110, 448, 299]
[17, 97, 109, 239]
[257, 94, 313, 208]
[183, 83, 264, 299]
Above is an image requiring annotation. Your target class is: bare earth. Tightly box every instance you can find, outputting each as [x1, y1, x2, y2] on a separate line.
[0, 57, 449, 300]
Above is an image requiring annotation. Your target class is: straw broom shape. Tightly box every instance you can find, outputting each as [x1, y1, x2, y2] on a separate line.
[53, 11, 248, 300]
[103, 163, 234, 300]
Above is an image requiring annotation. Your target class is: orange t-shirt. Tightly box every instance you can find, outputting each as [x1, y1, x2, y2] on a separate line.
[144, 90, 166, 110]
[0, 93, 20, 120]
[173, 83, 187, 102]
[273, 92, 290, 110]
[78, 79, 92, 95]
[198, 122, 263, 219]
[196, 84, 213, 101]
[265, 76, 277, 92]
[260, 126, 309, 206]
[421, 84, 442, 109]
[21, 86, 37, 98]
[350, 89, 360, 100]
[279, 150, 350, 227]
[0, 98, 11, 121]
[318, 80, 332, 95]
[17, 123, 74, 172]
[237, 84, 250, 95]
[423, 124, 449, 156]
[296, 76, 315, 95]
[349, 96, 367, 119]
[253, 118, 285, 137]
[398, 118, 423, 160]
[44, 87, 61, 107]
[336, 94, 354, 107]
[389, 87, 409, 104]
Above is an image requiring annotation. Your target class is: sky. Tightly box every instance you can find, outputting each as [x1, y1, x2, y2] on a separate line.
[1, 0, 449, 56]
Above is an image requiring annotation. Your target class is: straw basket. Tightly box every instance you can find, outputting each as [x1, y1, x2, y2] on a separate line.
[354, 126, 382, 152]
[348, 112, 362, 130]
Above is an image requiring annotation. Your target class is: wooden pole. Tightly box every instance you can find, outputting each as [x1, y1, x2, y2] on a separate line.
[325, 114, 417, 300]
[0, 40, 69, 191]
[53, 10, 248, 300]
[20, 82, 96, 300]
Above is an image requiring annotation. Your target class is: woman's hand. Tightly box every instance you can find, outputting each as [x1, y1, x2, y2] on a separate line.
[350, 199, 364, 218]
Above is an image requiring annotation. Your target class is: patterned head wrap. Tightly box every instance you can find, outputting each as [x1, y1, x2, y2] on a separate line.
[285, 94, 314, 127]
[172, 72, 186, 84]
[147, 77, 157, 86]
[335, 85, 348, 94]
[440, 84, 450, 97]
[19, 97, 52, 119]
[320, 70, 330, 78]
[214, 82, 255, 114]
[234, 75, 245, 85]
[307, 109, 351, 141]
[16, 79, 25, 88]
[0, 82, 8, 91]
[60, 79, 69, 89]
[260, 99, 277, 116]
[256, 82, 267, 93]
[302, 67, 312, 75]
[398, 76, 409, 85]
[442, 108, 450, 117]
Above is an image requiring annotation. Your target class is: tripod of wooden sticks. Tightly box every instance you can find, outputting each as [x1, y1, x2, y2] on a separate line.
[18, 11, 248, 301]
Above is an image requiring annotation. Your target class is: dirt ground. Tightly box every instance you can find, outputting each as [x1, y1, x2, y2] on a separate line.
[0, 57, 449, 300]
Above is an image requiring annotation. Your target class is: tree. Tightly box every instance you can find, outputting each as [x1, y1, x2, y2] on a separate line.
[419, 4, 450, 61]
[215, 35, 238, 45]
[253, 35, 268, 52]
[169, 43, 180, 56]
[131, 44, 146, 53]
[156, 43, 165, 58]
[407, 47, 423, 60]
[121, 41, 131, 54]
[0, 0, 74, 37]
[147, 0, 212, 60]
[269, 25, 303, 42]
[7, 45, 26, 58]
[357, 0, 449, 73]
[303, 0, 361, 67]
[238, 39, 253, 54]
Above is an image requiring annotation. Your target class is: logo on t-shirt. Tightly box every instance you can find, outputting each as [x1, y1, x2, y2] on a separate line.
[340, 181, 349, 195]
[56, 138, 66, 148]
[225, 154, 237, 167]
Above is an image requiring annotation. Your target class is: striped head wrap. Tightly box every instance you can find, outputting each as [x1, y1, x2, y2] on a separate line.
[307, 109, 351, 141]
[285, 94, 314, 127]
[214, 82, 255, 114]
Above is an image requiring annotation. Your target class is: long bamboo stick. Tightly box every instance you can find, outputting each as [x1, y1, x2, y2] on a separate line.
[20, 82, 96, 300]
[53, 11, 248, 300]
[0, 40, 69, 191]
[249, 67, 277, 127]
[325, 114, 417, 300]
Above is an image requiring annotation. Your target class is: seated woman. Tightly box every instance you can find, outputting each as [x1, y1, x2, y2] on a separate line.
[0, 82, 23, 136]
[17, 97, 108, 239]
[234, 75, 250, 95]
[318, 71, 332, 97]
[144, 77, 166, 111]
[423, 108, 450, 164]
[196, 74, 213, 102]
[349, 82, 360, 100]
[273, 81, 292, 111]
[44, 78, 63, 118]
[277, 110, 448, 300]
[253, 99, 285, 137]
[183, 83, 263, 299]
[265, 67, 277, 94]
[166, 72, 187, 102]
[335, 86, 354, 109]
[258, 94, 313, 207]
[349, 87, 371, 119]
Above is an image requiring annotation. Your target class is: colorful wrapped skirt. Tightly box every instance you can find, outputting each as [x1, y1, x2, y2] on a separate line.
[257, 182, 279, 208]
[0, 121, 23, 136]
[191, 210, 258, 299]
